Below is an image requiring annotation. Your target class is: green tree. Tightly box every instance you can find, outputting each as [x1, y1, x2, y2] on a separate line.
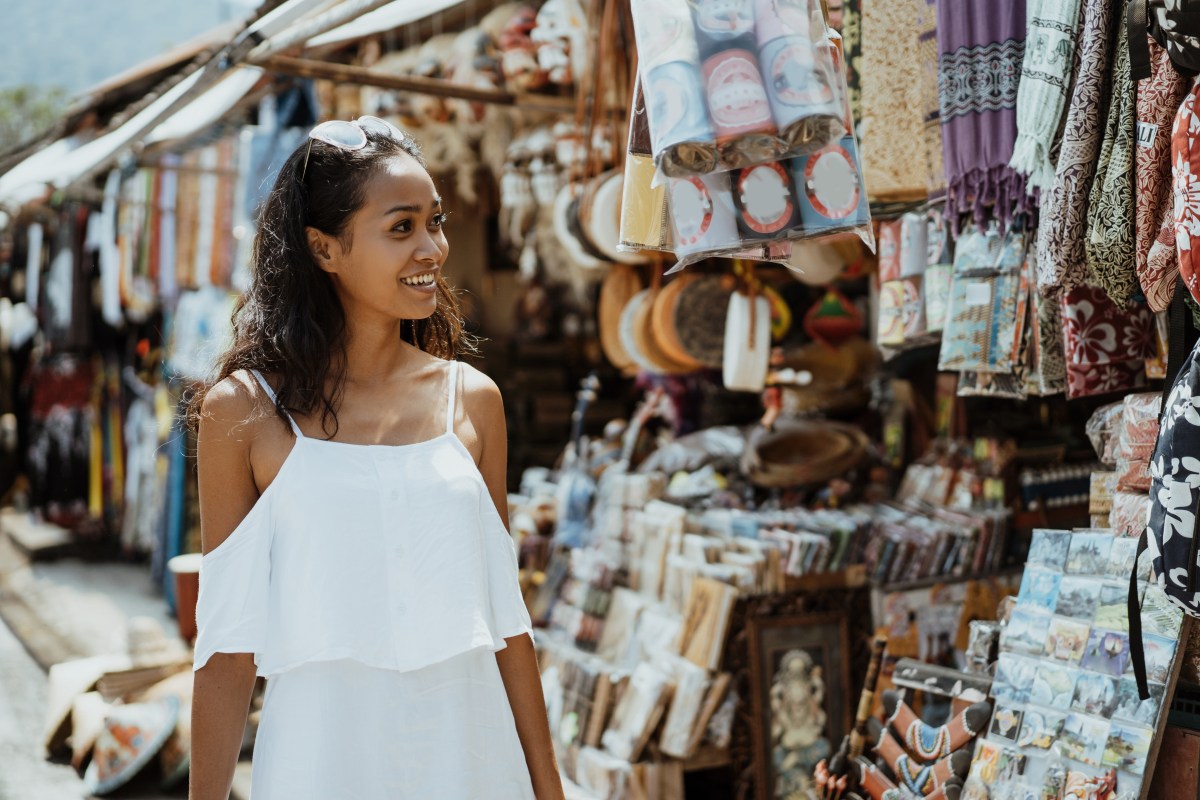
[0, 86, 69, 151]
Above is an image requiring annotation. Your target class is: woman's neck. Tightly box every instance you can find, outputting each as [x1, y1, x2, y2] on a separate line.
[338, 316, 421, 387]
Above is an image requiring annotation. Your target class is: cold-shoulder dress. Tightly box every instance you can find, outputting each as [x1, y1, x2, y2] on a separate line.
[193, 361, 536, 798]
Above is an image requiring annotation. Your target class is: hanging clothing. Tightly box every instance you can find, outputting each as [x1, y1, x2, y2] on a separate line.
[1008, 0, 1084, 190]
[1135, 37, 1192, 311]
[193, 362, 536, 799]
[936, 0, 1028, 230]
[913, 0, 945, 196]
[1035, 0, 1114, 297]
[1085, 20, 1138, 306]
[1061, 285, 1154, 399]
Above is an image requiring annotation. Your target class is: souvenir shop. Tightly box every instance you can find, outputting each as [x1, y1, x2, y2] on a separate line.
[3, 0, 1200, 797]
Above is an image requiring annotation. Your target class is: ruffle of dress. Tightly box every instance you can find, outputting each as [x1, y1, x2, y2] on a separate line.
[945, 164, 1035, 235]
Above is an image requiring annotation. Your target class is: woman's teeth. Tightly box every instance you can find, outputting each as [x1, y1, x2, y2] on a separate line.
[401, 273, 436, 286]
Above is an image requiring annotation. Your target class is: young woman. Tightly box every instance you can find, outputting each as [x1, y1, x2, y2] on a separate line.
[188, 117, 563, 799]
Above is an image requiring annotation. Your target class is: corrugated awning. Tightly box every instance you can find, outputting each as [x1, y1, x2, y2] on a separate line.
[307, 0, 463, 47]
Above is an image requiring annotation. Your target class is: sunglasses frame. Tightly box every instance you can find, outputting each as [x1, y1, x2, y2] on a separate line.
[301, 116, 407, 180]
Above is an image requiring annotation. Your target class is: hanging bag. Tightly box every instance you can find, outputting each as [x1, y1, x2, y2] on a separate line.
[1129, 0, 1200, 80]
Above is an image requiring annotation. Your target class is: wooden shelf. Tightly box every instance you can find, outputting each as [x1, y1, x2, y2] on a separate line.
[682, 744, 732, 772]
[871, 565, 1024, 594]
[783, 565, 869, 594]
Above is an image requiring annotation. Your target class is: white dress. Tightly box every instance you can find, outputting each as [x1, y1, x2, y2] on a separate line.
[193, 362, 536, 799]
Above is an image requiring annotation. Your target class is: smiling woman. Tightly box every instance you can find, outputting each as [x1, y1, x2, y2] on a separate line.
[185, 120, 564, 800]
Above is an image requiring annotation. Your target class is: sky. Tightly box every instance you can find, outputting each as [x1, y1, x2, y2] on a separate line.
[0, 0, 260, 95]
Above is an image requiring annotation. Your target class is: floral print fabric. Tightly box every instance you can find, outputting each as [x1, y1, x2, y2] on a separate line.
[1061, 286, 1155, 399]
[1136, 37, 1191, 312]
[1173, 77, 1200, 305]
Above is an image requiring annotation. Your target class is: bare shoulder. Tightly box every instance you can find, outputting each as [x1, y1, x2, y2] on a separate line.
[457, 361, 504, 419]
[199, 370, 273, 440]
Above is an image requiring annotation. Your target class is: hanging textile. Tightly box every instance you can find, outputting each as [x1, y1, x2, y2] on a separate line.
[860, 0, 927, 196]
[1084, 20, 1138, 307]
[830, 0, 863, 128]
[913, 0, 945, 196]
[1061, 285, 1154, 399]
[1174, 77, 1200, 305]
[1135, 37, 1191, 311]
[159, 155, 180, 307]
[1008, 0, 1084, 191]
[936, 0, 1028, 230]
[1029, 252, 1069, 394]
[1035, 0, 1114, 297]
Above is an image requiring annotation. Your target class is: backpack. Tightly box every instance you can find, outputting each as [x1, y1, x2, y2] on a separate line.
[1133, 288, 1200, 697]
[1129, 0, 1200, 80]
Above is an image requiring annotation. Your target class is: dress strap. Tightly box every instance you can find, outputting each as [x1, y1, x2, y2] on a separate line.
[445, 360, 460, 435]
[250, 369, 303, 438]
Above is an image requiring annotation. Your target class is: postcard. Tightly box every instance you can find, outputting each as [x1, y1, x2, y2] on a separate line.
[1017, 566, 1062, 613]
[1141, 632, 1178, 684]
[1112, 678, 1165, 727]
[1105, 538, 1145, 580]
[1141, 585, 1185, 639]
[1029, 529, 1072, 571]
[1045, 617, 1091, 664]
[1066, 532, 1113, 576]
[1056, 577, 1102, 619]
[1017, 707, 1068, 750]
[1093, 582, 1131, 632]
[1001, 607, 1053, 657]
[1080, 629, 1131, 678]
[1029, 663, 1079, 707]
[993, 653, 1037, 704]
[989, 703, 1023, 742]
[1060, 713, 1111, 767]
[1102, 723, 1154, 775]
[1071, 672, 1118, 717]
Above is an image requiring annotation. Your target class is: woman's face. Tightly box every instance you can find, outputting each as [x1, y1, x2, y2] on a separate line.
[312, 154, 449, 322]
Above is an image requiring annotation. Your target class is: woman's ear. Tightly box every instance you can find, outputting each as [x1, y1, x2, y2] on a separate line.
[306, 227, 338, 273]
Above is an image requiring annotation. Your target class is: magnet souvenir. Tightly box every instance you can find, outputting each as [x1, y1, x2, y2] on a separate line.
[689, 0, 755, 55]
[732, 160, 800, 239]
[754, 0, 842, 152]
[632, 0, 703, 72]
[790, 135, 869, 233]
[667, 173, 741, 259]
[701, 45, 779, 164]
[645, 61, 720, 177]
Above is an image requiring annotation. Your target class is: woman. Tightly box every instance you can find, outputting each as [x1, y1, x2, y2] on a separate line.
[188, 117, 563, 799]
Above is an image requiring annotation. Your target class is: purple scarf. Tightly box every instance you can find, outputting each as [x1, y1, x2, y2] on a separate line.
[937, 0, 1030, 231]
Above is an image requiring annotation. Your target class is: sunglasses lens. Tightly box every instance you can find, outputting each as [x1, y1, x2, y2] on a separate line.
[357, 115, 405, 141]
[309, 120, 367, 149]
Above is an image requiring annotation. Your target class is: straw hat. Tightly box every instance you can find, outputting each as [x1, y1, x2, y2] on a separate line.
[672, 276, 731, 368]
[649, 275, 705, 371]
[598, 264, 643, 374]
[785, 239, 846, 286]
[553, 184, 608, 271]
[127, 617, 188, 669]
[131, 670, 194, 790]
[619, 290, 658, 373]
[84, 697, 180, 796]
[741, 420, 869, 488]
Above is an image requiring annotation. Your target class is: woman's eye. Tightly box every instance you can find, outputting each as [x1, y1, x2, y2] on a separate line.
[392, 220, 412, 234]
[430, 213, 448, 228]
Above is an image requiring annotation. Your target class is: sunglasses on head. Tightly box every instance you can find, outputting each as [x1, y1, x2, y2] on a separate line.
[301, 115, 407, 179]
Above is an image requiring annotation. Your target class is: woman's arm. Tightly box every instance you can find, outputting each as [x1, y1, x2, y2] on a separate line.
[471, 370, 565, 800]
[189, 377, 265, 800]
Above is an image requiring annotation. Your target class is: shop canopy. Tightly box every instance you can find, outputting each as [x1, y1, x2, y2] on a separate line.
[0, 0, 477, 208]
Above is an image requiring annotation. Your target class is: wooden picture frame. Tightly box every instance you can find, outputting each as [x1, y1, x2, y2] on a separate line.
[746, 611, 852, 800]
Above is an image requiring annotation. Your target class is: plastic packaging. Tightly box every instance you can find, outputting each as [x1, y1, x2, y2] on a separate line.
[630, 0, 844, 179]
[1086, 401, 1125, 466]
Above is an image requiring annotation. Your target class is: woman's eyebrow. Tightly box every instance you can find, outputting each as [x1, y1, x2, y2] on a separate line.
[382, 197, 443, 217]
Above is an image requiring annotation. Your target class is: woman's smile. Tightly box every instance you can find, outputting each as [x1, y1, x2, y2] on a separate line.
[400, 269, 439, 294]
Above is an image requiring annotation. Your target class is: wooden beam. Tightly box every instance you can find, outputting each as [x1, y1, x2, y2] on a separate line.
[260, 55, 577, 115]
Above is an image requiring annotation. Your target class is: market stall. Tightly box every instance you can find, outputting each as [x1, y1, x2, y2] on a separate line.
[3, 0, 1200, 797]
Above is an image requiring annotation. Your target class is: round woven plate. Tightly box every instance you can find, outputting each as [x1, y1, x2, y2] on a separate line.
[650, 274, 705, 371]
[635, 288, 697, 375]
[673, 275, 730, 369]
[619, 290, 658, 373]
[598, 264, 643, 374]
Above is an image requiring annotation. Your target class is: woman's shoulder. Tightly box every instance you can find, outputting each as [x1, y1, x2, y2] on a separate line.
[455, 360, 502, 409]
[200, 370, 275, 434]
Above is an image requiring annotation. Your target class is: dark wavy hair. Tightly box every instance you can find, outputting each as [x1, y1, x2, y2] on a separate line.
[187, 125, 476, 437]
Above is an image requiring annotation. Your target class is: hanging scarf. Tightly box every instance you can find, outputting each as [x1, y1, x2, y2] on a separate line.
[1085, 20, 1138, 306]
[1173, 78, 1200, 305]
[1035, 0, 1114, 297]
[1135, 37, 1192, 311]
[936, 0, 1029, 231]
[1009, 0, 1084, 190]
[861, 0, 927, 196]
[834, 0, 863, 128]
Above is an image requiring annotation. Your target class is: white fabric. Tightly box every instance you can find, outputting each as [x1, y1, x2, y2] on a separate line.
[194, 361, 536, 797]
